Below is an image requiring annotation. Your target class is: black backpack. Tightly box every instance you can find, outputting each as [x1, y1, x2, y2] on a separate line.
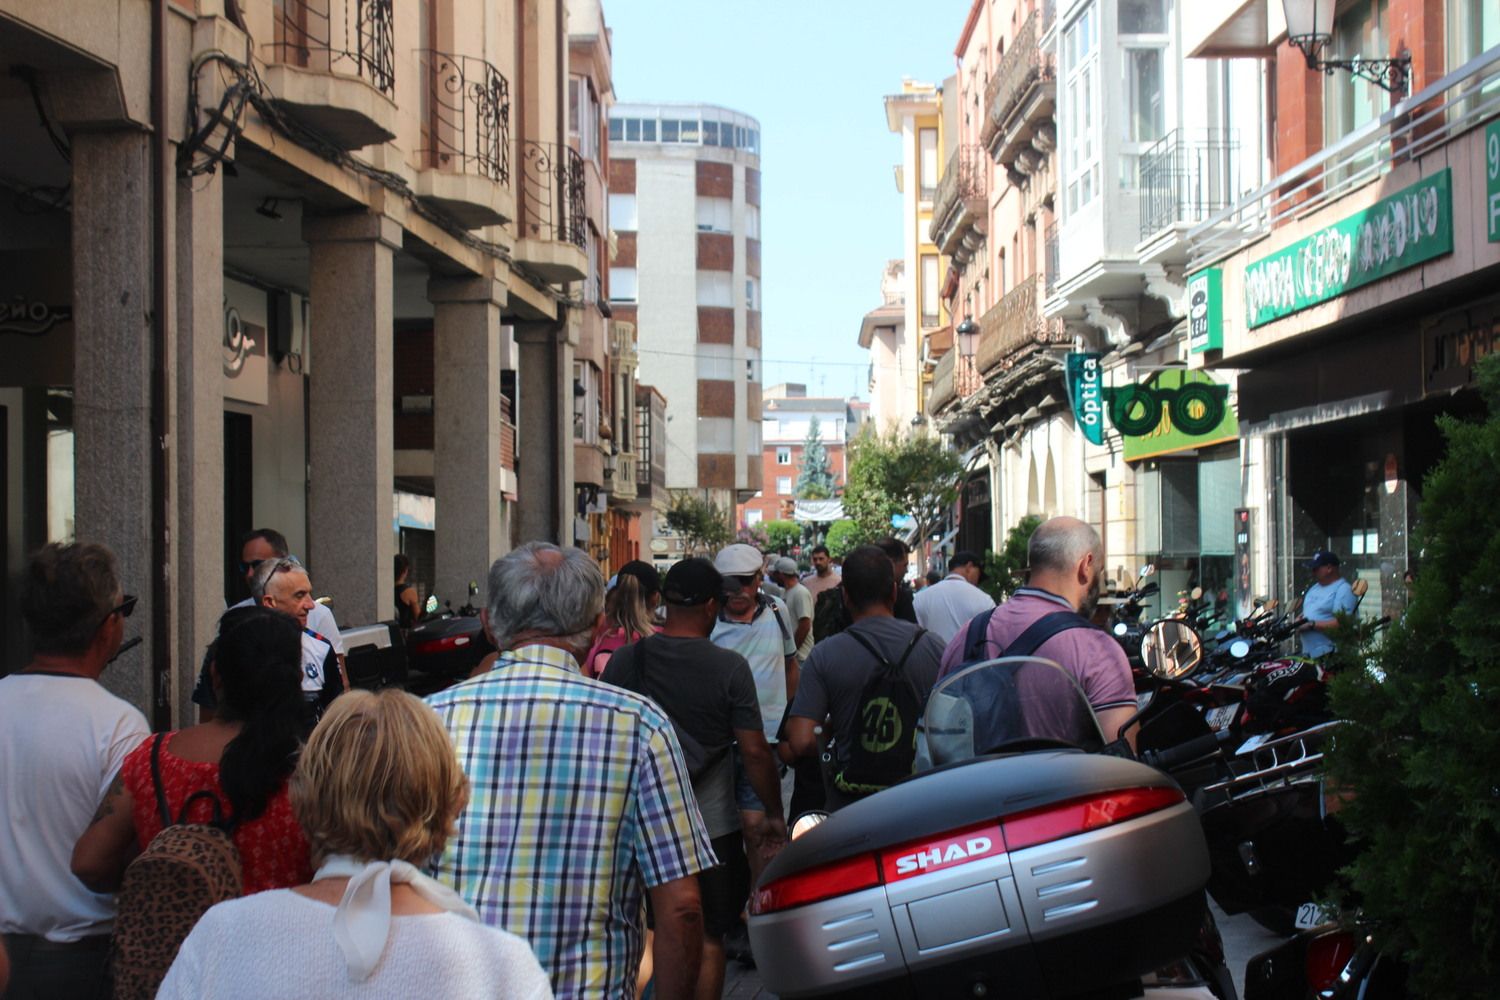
[621, 638, 729, 782]
[832, 626, 929, 796]
[812, 586, 849, 642]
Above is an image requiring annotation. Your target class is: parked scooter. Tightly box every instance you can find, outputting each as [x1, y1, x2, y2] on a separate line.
[1108, 564, 1160, 678]
[341, 582, 493, 697]
[747, 654, 1236, 999]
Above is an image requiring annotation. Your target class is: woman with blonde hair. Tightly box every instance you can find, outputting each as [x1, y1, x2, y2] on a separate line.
[582, 560, 661, 677]
[157, 690, 552, 998]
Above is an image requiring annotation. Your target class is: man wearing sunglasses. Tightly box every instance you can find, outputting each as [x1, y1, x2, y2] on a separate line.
[1, 543, 150, 999]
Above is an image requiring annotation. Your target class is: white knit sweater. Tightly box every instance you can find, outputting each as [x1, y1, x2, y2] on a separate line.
[157, 890, 553, 999]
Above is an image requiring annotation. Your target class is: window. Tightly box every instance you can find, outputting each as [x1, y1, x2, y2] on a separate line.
[573, 362, 600, 443]
[1126, 49, 1165, 144]
[777, 476, 792, 496]
[662, 119, 680, 142]
[624, 118, 640, 142]
[585, 228, 601, 304]
[695, 196, 733, 233]
[703, 121, 720, 146]
[1449, 0, 1500, 67]
[608, 117, 623, 141]
[609, 192, 638, 231]
[641, 118, 657, 142]
[918, 128, 938, 202]
[679, 119, 700, 143]
[569, 76, 600, 162]
[1118, 0, 1166, 34]
[1324, 0, 1388, 175]
[745, 277, 760, 310]
[745, 205, 761, 239]
[920, 254, 940, 327]
[697, 271, 733, 307]
[610, 267, 637, 302]
[1063, 5, 1101, 215]
[776, 447, 792, 465]
[746, 508, 764, 526]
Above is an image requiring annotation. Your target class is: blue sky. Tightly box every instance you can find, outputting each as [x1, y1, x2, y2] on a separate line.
[604, 0, 966, 400]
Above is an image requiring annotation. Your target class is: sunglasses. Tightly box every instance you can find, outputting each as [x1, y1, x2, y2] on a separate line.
[111, 594, 138, 619]
[722, 574, 757, 591]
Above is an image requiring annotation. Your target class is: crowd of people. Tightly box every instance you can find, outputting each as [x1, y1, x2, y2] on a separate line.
[0, 515, 1131, 1000]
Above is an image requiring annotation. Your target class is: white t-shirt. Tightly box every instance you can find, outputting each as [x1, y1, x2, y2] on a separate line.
[0, 673, 149, 941]
[711, 595, 798, 741]
[158, 890, 554, 999]
[913, 574, 998, 646]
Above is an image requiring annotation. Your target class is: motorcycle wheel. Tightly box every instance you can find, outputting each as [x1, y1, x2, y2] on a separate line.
[1248, 905, 1297, 936]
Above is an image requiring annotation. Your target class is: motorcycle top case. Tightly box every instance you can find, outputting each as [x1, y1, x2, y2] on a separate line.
[749, 752, 1210, 999]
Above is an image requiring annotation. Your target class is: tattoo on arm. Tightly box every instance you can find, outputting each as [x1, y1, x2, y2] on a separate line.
[88, 773, 126, 826]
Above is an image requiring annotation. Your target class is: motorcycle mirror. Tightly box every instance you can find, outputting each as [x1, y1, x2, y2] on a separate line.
[1351, 578, 1369, 598]
[1229, 638, 1251, 659]
[1112, 621, 1129, 637]
[1140, 564, 1156, 578]
[790, 812, 829, 840]
[1265, 599, 1279, 611]
[1140, 619, 1204, 681]
[468, 581, 480, 597]
[425, 595, 439, 614]
[1190, 586, 1204, 601]
[1253, 597, 1265, 608]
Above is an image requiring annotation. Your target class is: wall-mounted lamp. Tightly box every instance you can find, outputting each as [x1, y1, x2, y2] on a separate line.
[955, 316, 978, 359]
[1282, 0, 1409, 96]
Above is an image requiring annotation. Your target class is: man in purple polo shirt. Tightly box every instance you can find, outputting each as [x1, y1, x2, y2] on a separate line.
[936, 517, 1136, 747]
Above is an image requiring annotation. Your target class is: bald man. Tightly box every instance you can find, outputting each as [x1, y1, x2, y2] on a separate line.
[936, 517, 1136, 747]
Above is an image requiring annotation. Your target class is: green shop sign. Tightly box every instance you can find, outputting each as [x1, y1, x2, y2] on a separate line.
[1486, 121, 1500, 243]
[1187, 268, 1222, 354]
[1111, 369, 1239, 462]
[1065, 352, 1105, 445]
[1243, 168, 1453, 329]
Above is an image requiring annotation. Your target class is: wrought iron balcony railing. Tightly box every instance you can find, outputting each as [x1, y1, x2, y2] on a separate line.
[520, 141, 587, 249]
[418, 51, 510, 184]
[1138, 129, 1240, 241]
[975, 274, 1069, 374]
[928, 145, 988, 251]
[981, 10, 1054, 153]
[269, 0, 394, 96]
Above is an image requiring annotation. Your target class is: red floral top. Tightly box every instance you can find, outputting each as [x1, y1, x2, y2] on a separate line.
[119, 732, 312, 895]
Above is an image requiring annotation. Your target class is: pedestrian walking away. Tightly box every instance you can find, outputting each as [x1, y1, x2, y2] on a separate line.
[785, 545, 946, 810]
[913, 550, 996, 645]
[426, 542, 717, 1000]
[601, 557, 784, 1000]
[0, 543, 150, 1000]
[937, 517, 1136, 748]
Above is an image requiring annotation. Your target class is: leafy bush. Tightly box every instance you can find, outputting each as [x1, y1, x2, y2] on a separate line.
[825, 519, 861, 560]
[763, 519, 801, 555]
[843, 427, 963, 542]
[981, 515, 1041, 603]
[665, 493, 732, 556]
[1324, 354, 1500, 996]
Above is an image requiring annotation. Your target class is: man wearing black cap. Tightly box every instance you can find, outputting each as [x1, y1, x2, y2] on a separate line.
[600, 558, 785, 1000]
[913, 550, 996, 645]
[1300, 551, 1357, 658]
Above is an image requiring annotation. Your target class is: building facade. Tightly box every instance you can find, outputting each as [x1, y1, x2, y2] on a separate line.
[606, 102, 765, 511]
[0, 0, 593, 723]
[738, 384, 855, 529]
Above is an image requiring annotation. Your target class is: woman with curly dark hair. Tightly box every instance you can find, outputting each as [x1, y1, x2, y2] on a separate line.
[72, 605, 314, 895]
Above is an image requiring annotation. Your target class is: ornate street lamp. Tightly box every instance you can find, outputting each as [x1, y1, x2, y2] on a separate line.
[1281, 0, 1409, 96]
[955, 316, 978, 360]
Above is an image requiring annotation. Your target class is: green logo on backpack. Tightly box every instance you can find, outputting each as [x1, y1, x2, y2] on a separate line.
[859, 697, 903, 753]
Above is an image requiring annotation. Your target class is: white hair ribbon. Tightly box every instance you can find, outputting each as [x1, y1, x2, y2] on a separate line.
[315, 855, 480, 981]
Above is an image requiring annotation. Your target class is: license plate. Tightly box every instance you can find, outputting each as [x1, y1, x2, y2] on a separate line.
[1205, 705, 1238, 731]
[1295, 902, 1335, 929]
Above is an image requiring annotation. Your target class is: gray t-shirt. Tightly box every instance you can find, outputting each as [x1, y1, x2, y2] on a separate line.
[601, 634, 762, 839]
[789, 615, 946, 772]
[783, 582, 815, 661]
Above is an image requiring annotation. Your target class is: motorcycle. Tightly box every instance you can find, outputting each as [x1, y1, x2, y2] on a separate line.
[747, 654, 1236, 999]
[340, 582, 493, 697]
[1107, 564, 1160, 678]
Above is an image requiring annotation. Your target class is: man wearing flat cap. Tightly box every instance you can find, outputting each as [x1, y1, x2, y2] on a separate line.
[1300, 551, 1357, 657]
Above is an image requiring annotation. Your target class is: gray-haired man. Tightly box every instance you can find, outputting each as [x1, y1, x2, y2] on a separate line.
[427, 542, 718, 1000]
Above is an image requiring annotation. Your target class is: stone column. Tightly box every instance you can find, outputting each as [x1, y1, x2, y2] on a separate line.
[514, 317, 574, 545]
[72, 130, 156, 711]
[174, 165, 224, 723]
[302, 213, 400, 626]
[430, 273, 508, 600]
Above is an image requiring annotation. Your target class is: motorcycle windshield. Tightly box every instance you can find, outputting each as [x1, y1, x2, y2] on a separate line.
[919, 656, 1107, 768]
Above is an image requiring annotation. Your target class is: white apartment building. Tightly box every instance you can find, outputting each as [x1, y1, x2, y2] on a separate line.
[606, 102, 765, 507]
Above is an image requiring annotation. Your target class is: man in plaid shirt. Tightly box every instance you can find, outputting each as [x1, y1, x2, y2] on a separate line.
[428, 542, 717, 1000]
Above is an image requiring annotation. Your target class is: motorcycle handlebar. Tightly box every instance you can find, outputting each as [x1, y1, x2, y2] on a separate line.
[1142, 730, 1227, 772]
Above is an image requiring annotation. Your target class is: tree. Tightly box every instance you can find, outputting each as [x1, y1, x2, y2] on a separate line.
[825, 519, 861, 560]
[842, 427, 964, 543]
[1324, 354, 1500, 996]
[794, 416, 836, 500]
[981, 515, 1042, 603]
[664, 492, 732, 556]
[763, 519, 801, 555]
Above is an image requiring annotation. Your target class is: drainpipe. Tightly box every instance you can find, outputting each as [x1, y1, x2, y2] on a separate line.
[150, 0, 171, 729]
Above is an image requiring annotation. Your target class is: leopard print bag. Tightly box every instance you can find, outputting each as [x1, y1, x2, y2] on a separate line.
[109, 734, 243, 1000]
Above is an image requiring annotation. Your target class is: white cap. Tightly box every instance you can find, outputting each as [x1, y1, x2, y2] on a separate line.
[714, 543, 764, 575]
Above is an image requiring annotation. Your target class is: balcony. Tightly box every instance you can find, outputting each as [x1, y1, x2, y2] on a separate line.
[611, 451, 639, 503]
[975, 274, 1070, 375]
[928, 349, 957, 415]
[1137, 129, 1240, 258]
[515, 141, 588, 282]
[261, 0, 397, 150]
[928, 146, 988, 262]
[982, 10, 1056, 180]
[414, 51, 514, 229]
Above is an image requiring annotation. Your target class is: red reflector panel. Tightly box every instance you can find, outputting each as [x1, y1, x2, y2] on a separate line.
[1002, 786, 1184, 851]
[1305, 931, 1356, 994]
[880, 822, 1005, 882]
[751, 854, 881, 915]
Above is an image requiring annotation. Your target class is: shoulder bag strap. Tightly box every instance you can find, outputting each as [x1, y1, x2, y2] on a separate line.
[962, 607, 999, 662]
[844, 626, 893, 671]
[150, 732, 171, 828]
[893, 628, 928, 671]
[999, 610, 1093, 659]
